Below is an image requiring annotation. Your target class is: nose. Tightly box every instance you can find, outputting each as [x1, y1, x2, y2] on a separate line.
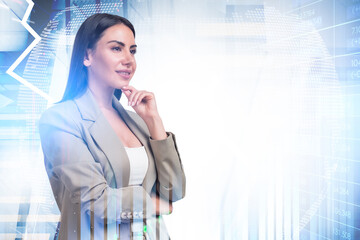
[121, 50, 135, 66]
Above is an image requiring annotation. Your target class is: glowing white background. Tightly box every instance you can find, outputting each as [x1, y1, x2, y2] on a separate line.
[121, 5, 341, 240]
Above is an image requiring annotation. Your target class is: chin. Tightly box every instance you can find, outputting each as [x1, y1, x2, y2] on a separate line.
[113, 80, 130, 88]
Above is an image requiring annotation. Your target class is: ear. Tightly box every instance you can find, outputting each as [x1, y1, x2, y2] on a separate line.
[83, 49, 92, 67]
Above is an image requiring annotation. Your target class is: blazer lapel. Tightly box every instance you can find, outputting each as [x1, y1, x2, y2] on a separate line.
[74, 89, 130, 188]
[112, 97, 156, 193]
[73, 88, 156, 193]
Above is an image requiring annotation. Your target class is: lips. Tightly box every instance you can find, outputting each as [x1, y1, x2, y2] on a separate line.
[116, 70, 131, 79]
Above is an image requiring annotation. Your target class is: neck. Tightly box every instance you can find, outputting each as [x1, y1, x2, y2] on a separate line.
[88, 81, 114, 110]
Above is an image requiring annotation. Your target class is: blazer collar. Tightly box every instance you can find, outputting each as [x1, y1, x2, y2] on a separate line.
[73, 88, 102, 122]
[73, 88, 156, 191]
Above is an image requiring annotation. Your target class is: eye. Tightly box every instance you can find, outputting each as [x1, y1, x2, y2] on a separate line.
[130, 49, 137, 55]
[111, 46, 121, 52]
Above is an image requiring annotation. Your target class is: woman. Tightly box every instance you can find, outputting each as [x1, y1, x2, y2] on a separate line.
[39, 13, 186, 240]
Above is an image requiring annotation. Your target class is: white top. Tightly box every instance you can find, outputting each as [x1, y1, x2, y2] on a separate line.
[124, 146, 149, 186]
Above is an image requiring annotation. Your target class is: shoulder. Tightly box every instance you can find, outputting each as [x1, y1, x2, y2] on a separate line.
[39, 100, 81, 133]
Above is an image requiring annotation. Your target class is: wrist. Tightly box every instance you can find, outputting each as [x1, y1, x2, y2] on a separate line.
[144, 115, 167, 140]
[143, 113, 161, 125]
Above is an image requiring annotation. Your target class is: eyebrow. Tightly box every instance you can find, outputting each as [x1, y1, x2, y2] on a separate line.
[107, 40, 137, 48]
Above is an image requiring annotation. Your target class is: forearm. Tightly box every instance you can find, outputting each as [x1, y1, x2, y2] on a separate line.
[143, 114, 167, 140]
[149, 132, 186, 202]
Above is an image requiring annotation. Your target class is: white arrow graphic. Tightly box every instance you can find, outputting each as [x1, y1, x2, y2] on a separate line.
[5, 0, 53, 103]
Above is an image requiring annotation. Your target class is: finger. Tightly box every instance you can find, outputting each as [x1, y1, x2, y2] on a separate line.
[151, 195, 160, 214]
[121, 85, 136, 100]
[139, 91, 155, 104]
[158, 198, 173, 215]
[128, 89, 139, 106]
[121, 88, 132, 98]
[134, 92, 149, 106]
[121, 85, 137, 93]
[131, 91, 144, 107]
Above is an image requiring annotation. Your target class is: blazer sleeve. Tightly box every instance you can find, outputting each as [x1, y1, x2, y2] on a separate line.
[149, 132, 186, 202]
[39, 107, 155, 223]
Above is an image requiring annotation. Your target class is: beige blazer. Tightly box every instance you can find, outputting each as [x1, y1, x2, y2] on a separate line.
[39, 88, 186, 240]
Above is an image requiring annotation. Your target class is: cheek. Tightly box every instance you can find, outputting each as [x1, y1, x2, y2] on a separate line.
[101, 59, 116, 76]
[97, 51, 114, 68]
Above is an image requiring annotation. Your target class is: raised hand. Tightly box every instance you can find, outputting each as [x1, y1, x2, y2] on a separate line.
[121, 85, 167, 140]
[121, 85, 159, 120]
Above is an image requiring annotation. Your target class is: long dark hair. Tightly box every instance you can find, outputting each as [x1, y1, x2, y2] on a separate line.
[60, 13, 135, 102]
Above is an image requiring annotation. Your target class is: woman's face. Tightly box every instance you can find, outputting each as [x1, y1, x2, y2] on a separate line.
[84, 23, 137, 91]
